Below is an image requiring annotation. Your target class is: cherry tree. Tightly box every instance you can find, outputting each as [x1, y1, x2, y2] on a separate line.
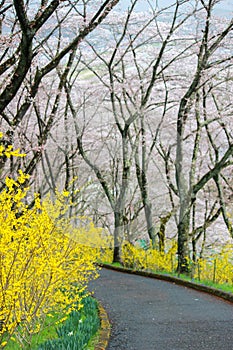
[47, 0, 233, 267]
[173, 2, 233, 273]
[56, 0, 204, 259]
[0, 0, 120, 184]
[2, 0, 233, 270]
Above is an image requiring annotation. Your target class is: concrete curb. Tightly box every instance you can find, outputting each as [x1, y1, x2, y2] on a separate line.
[94, 303, 111, 350]
[100, 263, 233, 304]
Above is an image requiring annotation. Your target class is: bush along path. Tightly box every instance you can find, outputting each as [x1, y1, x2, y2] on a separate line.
[89, 267, 233, 350]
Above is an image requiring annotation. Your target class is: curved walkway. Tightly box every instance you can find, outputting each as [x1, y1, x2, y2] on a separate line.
[90, 268, 233, 350]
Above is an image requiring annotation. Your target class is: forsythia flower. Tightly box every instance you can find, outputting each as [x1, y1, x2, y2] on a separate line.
[4, 145, 25, 158]
[0, 169, 100, 348]
[122, 241, 177, 273]
[0, 132, 26, 158]
[62, 190, 70, 197]
[17, 170, 30, 184]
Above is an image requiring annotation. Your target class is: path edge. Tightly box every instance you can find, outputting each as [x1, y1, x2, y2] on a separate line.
[94, 302, 111, 350]
[100, 263, 233, 304]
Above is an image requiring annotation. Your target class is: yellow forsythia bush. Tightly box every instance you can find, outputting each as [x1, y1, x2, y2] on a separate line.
[122, 241, 233, 286]
[0, 166, 100, 347]
[194, 245, 233, 285]
[122, 241, 177, 273]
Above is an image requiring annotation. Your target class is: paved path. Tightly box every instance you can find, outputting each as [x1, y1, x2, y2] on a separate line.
[89, 268, 233, 350]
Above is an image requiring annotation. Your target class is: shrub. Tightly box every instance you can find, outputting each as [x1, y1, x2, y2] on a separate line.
[122, 241, 177, 273]
[0, 138, 100, 348]
[121, 240, 233, 287]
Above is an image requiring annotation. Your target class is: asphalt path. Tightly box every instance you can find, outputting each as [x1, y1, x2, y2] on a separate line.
[89, 268, 233, 350]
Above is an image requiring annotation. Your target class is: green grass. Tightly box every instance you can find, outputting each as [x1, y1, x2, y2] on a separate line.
[189, 278, 233, 293]
[3, 296, 100, 350]
[148, 269, 233, 294]
[158, 270, 233, 293]
[86, 330, 100, 350]
[4, 313, 60, 349]
[111, 262, 123, 267]
[103, 261, 233, 294]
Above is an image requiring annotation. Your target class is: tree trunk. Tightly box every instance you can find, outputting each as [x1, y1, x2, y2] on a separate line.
[157, 211, 173, 253]
[134, 114, 156, 246]
[143, 201, 156, 247]
[177, 205, 190, 274]
[113, 211, 124, 263]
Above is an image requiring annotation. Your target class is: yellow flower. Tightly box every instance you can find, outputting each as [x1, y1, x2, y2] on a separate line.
[17, 170, 30, 184]
[62, 190, 70, 197]
[0, 147, 101, 347]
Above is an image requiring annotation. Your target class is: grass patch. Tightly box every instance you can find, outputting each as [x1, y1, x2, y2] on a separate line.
[110, 262, 123, 267]
[190, 278, 233, 293]
[3, 296, 100, 350]
[4, 313, 60, 349]
[148, 268, 233, 294]
[157, 270, 233, 293]
[85, 330, 100, 350]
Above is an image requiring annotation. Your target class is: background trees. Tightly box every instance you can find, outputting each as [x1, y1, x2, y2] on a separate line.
[1, 0, 233, 273]
[0, 0, 120, 181]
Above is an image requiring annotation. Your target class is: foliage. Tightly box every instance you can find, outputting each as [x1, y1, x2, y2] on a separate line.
[99, 248, 114, 264]
[122, 241, 177, 273]
[0, 139, 101, 348]
[37, 295, 100, 350]
[193, 245, 233, 285]
[120, 240, 233, 287]
[3, 313, 60, 350]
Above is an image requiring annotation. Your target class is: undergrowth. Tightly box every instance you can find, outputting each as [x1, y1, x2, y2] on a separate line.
[4, 295, 100, 350]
